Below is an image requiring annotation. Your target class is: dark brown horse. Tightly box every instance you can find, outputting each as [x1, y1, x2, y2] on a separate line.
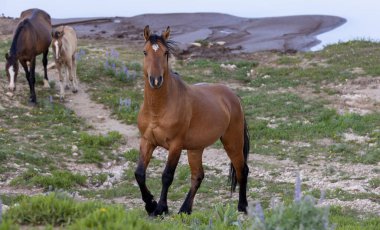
[5, 8, 52, 104]
[135, 25, 250, 216]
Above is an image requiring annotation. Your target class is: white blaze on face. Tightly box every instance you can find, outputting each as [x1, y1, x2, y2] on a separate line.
[54, 41, 59, 59]
[8, 65, 15, 90]
[152, 44, 159, 52]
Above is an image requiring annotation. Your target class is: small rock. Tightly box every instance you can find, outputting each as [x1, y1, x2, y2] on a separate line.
[97, 115, 105, 121]
[104, 161, 113, 169]
[216, 41, 226, 46]
[11, 115, 19, 119]
[103, 181, 112, 188]
[71, 145, 78, 152]
[190, 42, 202, 47]
[72, 152, 78, 157]
[5, 92, 14, 97]
[263, 75, 271, 79]
[2, 204, 9, 213]
[220, 63, 237, 71]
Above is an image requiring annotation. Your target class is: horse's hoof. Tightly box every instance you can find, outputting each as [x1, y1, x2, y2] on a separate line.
[29, 97, 37, 105]
[28, 100, 37, 106]
[72, 89, 78, 94]
[145, 200, 158, 215]
[43, 79, 50, 88]
[178, 208, 192, 215]
[150, 205, 169, 217]
[238, 204, 248, 214]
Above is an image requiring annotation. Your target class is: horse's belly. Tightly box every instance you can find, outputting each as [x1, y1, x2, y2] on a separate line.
[183, 124, 226, 150]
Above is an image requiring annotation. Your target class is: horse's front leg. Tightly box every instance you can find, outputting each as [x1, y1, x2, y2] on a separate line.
[152, 146, 182, 216]
[55, 63, 65, 101]
[42, 49, 50, 88]
[24, 58, 36, 104]
[135, 138, 157, 214]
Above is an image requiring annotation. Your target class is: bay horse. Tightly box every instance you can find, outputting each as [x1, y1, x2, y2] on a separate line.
[135, 25, 250, 216]
[51, 25, 79, 100]
[5, 8, 52, 104]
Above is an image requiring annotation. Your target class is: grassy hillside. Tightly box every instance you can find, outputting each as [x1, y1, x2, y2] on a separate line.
[0, 39, 379, 229]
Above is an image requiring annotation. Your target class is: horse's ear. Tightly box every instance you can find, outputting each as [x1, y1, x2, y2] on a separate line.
[162, 26, 170, 41]
[144, 25, 150, 41]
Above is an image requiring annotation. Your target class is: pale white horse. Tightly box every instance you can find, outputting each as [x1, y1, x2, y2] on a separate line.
[51, 26, 78, 100]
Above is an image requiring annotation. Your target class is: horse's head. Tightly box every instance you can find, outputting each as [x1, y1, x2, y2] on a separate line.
[5, 52, 19, 91]
[51, 28, 65, 60]
[143, 25, 174, 89]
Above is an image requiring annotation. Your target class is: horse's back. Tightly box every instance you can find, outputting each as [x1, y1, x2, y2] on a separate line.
[20, 8, 51, 23]
[190, 83, 242, 114]
[18, 8, 52, 54]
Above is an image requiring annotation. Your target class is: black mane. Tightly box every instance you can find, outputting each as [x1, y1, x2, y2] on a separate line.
[9, 19, 30, 56]
[147, 34, 176, 56]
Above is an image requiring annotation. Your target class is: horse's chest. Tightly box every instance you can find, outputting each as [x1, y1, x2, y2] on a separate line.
[148, 124, 170, 148]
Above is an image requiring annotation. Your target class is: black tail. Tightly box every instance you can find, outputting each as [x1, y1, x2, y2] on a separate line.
[229, 118, 250, 193]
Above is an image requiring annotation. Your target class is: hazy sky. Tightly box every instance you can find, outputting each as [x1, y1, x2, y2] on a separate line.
[2, 0, 379, 48]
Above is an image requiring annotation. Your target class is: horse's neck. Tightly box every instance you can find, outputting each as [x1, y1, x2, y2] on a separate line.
[10, 21, 30, 57]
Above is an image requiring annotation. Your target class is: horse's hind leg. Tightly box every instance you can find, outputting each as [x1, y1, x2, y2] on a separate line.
[221, 127, 249, 213]
[42, 50, 50, 88]
[135, 139, 157, 215]
[71, 54, 78, 93]
[179, 149, 204, 214]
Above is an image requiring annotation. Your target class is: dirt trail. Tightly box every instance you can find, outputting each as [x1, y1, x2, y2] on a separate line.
[63, 84, 140, 149]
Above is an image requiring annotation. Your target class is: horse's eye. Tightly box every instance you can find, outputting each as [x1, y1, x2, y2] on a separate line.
[143, 51, 147, 56]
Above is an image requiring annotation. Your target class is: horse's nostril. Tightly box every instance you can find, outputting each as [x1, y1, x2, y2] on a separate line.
[149, 76, 163, 88]
[158, 76, 163, 85]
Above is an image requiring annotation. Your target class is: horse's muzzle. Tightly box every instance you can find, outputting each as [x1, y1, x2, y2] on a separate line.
[149, 76, 163, 89]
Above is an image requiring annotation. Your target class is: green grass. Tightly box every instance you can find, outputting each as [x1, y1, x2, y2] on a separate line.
[10, 168, 87, 190]
[330, 206, 380, 230]
[3, 191, 379, 229]
[123, 148, 139, 162]
[78, 131, 124, 163]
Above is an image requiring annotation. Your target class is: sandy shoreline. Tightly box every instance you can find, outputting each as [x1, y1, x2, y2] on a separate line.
[51, 13, 346, 53]
[1, 12, 346, 53]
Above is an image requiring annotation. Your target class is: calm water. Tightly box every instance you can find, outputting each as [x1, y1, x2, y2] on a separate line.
[3, 0, 379, 50]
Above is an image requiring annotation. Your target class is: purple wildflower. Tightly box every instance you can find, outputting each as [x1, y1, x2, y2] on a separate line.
[255, 202, 265, 223]
[0, 198, 2, 223]
[318, 190, 326, 204]
[294, 171, 302, 203]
